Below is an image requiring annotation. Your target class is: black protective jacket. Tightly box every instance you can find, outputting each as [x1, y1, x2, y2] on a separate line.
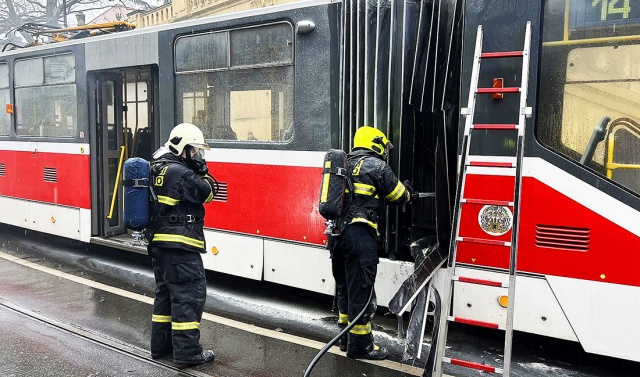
[341, 149, 410, 236]
[148, 153, 215, 253]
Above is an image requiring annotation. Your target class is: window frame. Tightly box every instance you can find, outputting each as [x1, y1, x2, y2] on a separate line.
[173, 21, 295, 146]
[0, 61, 10, 136]
[14, 52, 78, 139]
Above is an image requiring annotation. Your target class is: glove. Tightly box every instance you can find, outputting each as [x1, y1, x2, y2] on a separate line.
[403, 180, 417, 201]
[188, 156, 209, 175]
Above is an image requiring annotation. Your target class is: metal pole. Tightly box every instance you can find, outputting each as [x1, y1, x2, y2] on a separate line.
[63, 0, 67, 27]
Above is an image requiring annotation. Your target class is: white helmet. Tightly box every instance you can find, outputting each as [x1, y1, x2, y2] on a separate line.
[165, 123, 209, 156]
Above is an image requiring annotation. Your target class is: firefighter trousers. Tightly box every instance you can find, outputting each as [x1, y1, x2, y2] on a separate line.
[331, 223, 378, 351]
[150, 246, 207, 360]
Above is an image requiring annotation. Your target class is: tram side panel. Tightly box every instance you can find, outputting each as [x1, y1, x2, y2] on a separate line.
[451, 159, 640, 362]
[0, 45, 92, 242]
[0, 144, 91, 239]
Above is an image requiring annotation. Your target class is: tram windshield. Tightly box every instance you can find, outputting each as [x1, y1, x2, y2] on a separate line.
[539, 0, 640, 195]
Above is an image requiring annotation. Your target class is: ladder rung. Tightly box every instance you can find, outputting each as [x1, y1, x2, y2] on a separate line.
[443, 357, 504, 374]
[477, 87, 520, 94]
[454, 276, 508, 288]
[468, 161, 516, 168]
[481, 51, 523, 59]
[462, 198, 513, 206]
[448, 316, 505, 330]
[472, 124, 518, 130]
[457, 237, 511, 247]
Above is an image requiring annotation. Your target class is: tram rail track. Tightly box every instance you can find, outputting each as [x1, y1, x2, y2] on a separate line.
[0, 297, 216, 377]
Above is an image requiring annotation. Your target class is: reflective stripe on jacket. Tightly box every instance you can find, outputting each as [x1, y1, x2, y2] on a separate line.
[148, 153, 214, 253]
[344, 149, 410, 234]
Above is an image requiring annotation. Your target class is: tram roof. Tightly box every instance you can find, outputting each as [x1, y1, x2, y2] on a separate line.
[0, 0, 339, 58]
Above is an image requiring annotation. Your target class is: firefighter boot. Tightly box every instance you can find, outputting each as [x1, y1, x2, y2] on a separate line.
[346, 332, 389, 360]
[338, 323, 348, 352]
[151, 347, 172, 360]
[174, 350, 215, 366]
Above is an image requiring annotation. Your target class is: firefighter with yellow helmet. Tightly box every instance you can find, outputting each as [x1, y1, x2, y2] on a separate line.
[332, 126, 411, 360]
[147, 123, 217, 365]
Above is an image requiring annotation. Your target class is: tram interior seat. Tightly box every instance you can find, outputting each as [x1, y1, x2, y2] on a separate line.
[133, 128, 153, 161]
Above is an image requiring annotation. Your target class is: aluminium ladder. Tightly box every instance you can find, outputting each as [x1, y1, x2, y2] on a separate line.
[431, 21, 532, 377]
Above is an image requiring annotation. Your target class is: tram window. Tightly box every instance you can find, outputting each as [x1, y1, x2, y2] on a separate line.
[0, 88, 8, 136]
[230, 90, 272, 141]
[124, 69, 153, 160]
[230, 23, 293, 67]
[14, 54, 77, 138]
[126, 81, 147, 102]
[0, 63, 8, 136]
[176, 66, 293, 142]
[15, 85, 76, 137]
[44, 55, 75, 85]
[175, 32, 227, 72]
[175, 23, 294, 144]
[546, 46, 640, 161]
[0, 63, 7, 88]
[15, 58, 43, 87]
[538, 0, 640, 196]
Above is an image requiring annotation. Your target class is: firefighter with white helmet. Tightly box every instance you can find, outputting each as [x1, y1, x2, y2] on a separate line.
[332, 126, 411, 360]
[147, 123, 217, 365]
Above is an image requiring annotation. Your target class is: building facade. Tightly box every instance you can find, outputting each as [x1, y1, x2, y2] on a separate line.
[128, 0, 298, 28]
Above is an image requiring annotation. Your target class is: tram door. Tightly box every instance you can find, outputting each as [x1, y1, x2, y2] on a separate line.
[93, 67, 156, 237]
[96, 72, 125, 236]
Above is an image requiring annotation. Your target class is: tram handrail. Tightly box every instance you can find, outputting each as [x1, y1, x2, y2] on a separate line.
[604, 118, 640, 179]
[107, 146, 126, 220]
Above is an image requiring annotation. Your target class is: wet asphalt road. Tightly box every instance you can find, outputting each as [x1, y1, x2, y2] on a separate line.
[0, 303, 179, 377]
[0, 225, 639, 377]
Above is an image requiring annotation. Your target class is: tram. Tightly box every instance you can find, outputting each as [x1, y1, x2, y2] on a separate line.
[0, 0, 430, 308]
[0, 0, 639, 363]
[443, 0, 640, 364]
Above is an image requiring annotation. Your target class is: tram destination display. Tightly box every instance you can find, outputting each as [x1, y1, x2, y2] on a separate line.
[570, 0, 640, 29]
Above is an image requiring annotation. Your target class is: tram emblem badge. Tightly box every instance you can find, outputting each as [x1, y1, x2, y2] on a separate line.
[478, 205, 513, 236]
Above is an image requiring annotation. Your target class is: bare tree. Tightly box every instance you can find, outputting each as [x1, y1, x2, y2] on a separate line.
[1, 0, 155, 33]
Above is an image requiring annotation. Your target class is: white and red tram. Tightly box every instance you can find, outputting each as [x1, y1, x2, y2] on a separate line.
[0, 0, 417, 307]
[0, 0, 639, 364]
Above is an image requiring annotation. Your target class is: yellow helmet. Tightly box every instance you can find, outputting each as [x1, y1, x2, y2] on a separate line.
[353, 126, 392, 156]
